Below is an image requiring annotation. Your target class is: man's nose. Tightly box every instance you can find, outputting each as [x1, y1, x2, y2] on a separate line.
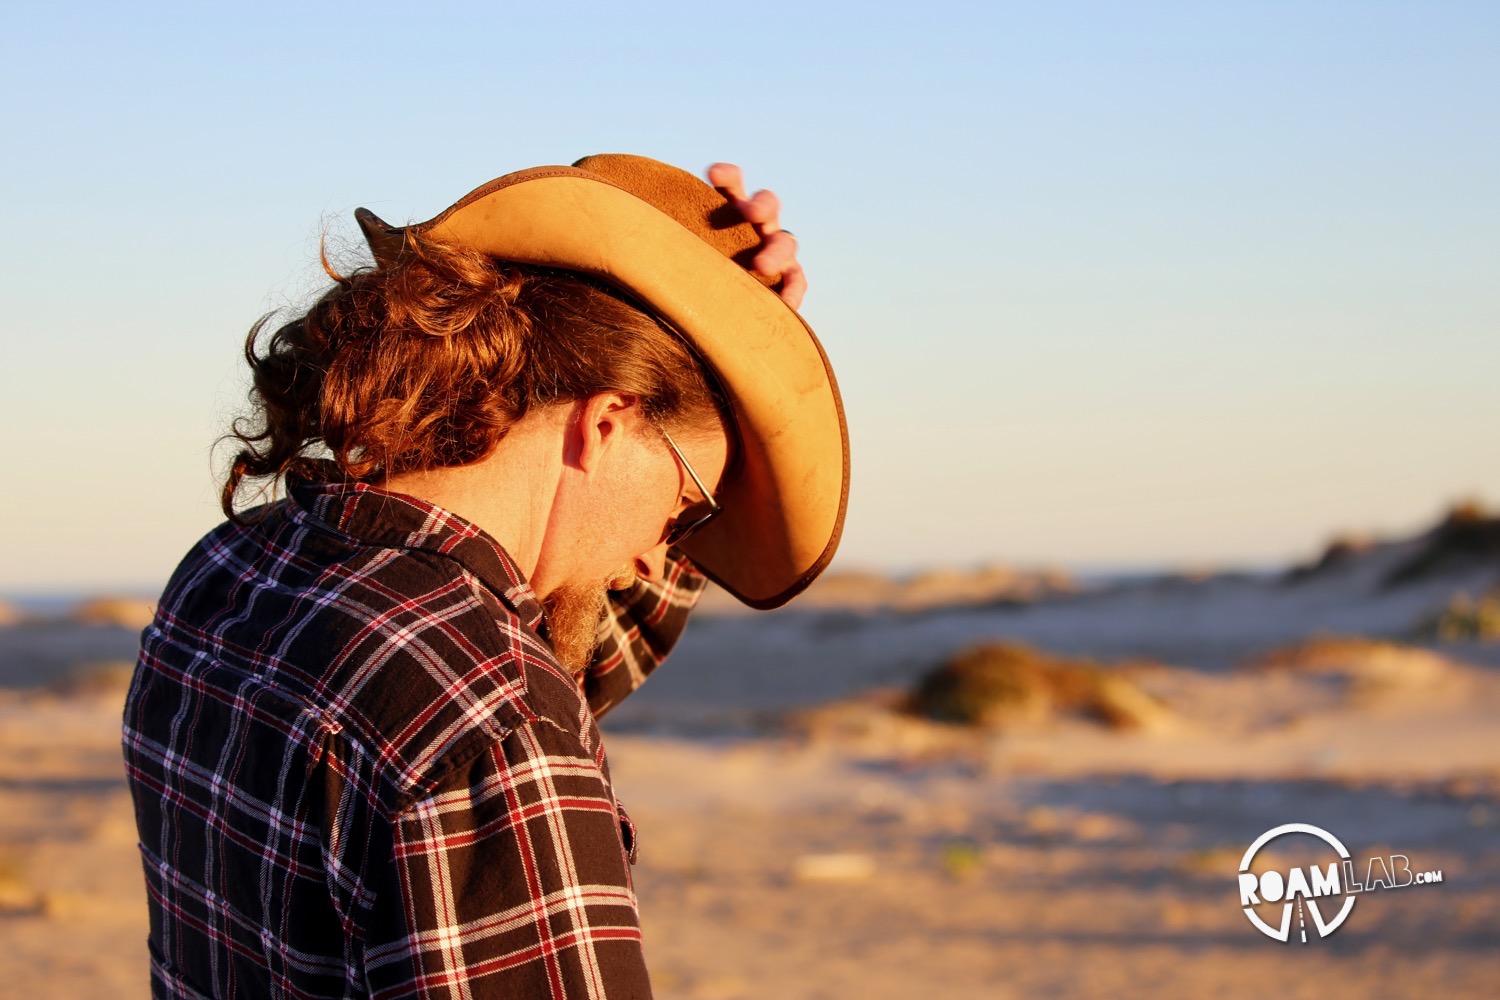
[633, 541, 671, 582]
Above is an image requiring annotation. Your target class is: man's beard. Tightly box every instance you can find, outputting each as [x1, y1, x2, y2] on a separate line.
[541, 563, 638, 680]
[541, 582, 610, 679]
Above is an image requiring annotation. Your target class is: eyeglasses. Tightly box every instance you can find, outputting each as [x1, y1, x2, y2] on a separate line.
[658, 426, 722, 546]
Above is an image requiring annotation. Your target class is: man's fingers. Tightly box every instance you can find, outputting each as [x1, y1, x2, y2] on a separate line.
[739, 189, 782, 231]
[707, 162, 747, 203]
[779, 264, 807, 311]
[752, 230, 798, 276]
[707, 164, 782, 229]
[707, 163, 804, 308]
[753, 231, 806, 310]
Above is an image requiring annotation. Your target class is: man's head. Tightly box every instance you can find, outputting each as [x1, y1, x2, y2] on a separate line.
[350, 156, 847, 611]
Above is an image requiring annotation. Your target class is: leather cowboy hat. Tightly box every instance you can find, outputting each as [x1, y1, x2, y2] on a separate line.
[353, 154, 849, 610]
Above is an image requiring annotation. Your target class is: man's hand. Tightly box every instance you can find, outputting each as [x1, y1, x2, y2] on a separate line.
[707, 163, 807, 311]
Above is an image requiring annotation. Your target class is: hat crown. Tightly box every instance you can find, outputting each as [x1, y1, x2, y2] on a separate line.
[571, 154, 780, 291]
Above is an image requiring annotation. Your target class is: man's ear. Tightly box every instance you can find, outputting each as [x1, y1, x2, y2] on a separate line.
[571, 392, 642, 473]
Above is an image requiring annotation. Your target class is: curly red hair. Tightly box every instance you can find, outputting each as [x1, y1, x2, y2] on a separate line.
[222, 233, 727, 520]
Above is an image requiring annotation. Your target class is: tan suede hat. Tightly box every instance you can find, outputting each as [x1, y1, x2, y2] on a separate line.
[353, 154, 849, 610]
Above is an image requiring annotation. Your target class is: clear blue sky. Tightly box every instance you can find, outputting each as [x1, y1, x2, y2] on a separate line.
[2, 1, 1496, 591]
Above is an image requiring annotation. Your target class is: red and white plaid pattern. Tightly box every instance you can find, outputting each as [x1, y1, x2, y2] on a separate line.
[123, 481, 704, 998]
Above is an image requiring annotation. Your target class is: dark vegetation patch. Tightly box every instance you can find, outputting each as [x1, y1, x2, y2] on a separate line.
[1386, 501, 1500, 587]
[906, 641, 1173, 731]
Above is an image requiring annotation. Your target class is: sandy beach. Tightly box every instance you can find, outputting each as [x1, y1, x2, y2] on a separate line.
[2, 517, 1497, 998]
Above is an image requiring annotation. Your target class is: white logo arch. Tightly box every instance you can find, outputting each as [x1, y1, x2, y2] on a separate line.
[1239, 822, 1357, 942]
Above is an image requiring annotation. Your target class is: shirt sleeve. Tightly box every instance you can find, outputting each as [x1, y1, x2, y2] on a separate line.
[362, 721, 652, 999]
[583, 549, 708, 719]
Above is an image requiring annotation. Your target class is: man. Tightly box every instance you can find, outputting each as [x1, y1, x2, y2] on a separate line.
[123, 155, 848, 998]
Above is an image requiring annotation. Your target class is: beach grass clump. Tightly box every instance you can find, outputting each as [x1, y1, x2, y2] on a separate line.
[908, 641, 1172, 731]
[939, 840, 985, 880]
[909, 643, 1052, 727]
[1424, 590, 1500, 642]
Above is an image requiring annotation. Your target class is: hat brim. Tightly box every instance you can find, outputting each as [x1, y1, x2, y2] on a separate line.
[358, 164, 848, 609]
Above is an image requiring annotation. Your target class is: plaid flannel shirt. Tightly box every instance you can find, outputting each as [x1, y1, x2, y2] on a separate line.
[122, 481, 706, 998]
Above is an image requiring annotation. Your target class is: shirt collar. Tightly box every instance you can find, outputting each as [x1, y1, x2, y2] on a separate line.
[288, 480, 548, 634]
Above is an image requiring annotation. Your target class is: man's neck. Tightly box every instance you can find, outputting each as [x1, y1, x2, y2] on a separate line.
[381, 410, 566, 593]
